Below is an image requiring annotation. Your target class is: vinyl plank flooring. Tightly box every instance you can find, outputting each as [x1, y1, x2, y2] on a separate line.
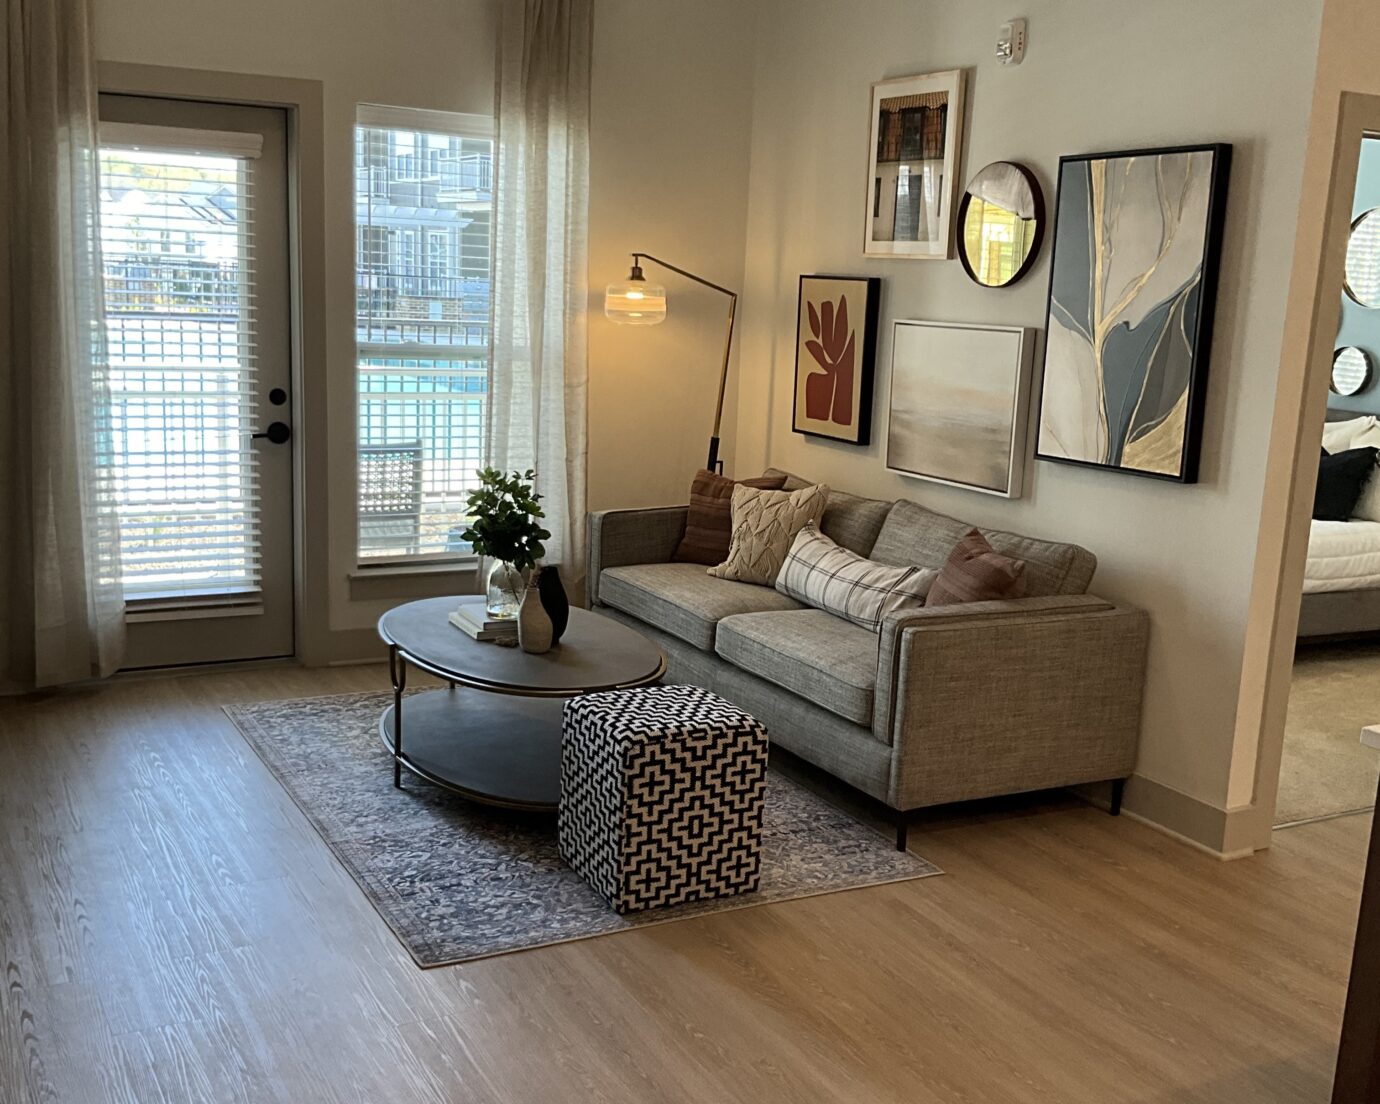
[0, 663, 1366, 1103]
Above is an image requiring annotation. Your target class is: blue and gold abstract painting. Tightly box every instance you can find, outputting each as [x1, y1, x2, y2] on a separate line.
[1035, 145, 1230, 482]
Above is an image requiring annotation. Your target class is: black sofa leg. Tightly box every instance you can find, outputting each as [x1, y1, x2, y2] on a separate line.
[895, 811, 911, 852]
[1110, 778, 1126, 817]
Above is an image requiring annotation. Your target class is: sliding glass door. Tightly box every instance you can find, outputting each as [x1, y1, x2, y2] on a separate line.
[97, 95, 294, 667]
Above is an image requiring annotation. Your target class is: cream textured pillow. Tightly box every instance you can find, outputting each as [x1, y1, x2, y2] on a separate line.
[1322, 416, 1376, 454]
[775, 522, 936, 630]
[708, 482, 829, 586]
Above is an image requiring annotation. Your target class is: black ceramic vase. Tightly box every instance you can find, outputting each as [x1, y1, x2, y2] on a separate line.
[537, 565, 570, 643]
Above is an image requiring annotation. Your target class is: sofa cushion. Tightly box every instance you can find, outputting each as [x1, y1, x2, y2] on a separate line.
[926, 528, 1027, 606]
[708, 482, 828, 585]
[715, 609, 878, 727]
[765, 468, 893, 555]
[776, 522, 935, 630]
[599, 563, 803, 651]
[672, 468, 787, 565]
[869, 499, 1096, 596]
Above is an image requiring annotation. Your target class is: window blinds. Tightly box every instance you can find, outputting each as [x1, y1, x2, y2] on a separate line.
[98, 133, 261, 601]
[353, 112, 495, 562]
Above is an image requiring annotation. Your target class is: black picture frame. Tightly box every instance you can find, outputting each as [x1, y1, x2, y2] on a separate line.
[791, 274, 882, 446]
[1032, 143, 1232, 483]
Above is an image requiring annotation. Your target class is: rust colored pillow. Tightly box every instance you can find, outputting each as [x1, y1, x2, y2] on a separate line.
[672, 469, 788, 565]
[926, 529, 1027, 607]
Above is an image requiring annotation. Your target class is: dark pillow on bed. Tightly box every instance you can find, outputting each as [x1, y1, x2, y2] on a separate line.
[1314, 446, 1379, 521]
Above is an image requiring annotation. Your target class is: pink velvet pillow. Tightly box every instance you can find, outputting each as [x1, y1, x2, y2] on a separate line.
[926, 529, 1027, 606]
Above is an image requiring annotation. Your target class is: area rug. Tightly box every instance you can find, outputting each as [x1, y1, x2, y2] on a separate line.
[224, 692, 940, 967]
[1276, 642, 1380, 826]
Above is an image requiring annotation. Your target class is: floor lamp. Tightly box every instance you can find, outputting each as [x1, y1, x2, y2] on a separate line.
[604, 253, 738, 473]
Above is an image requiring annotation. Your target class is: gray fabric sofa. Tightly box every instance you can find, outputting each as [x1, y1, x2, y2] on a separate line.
[587, 469, 1150, 848]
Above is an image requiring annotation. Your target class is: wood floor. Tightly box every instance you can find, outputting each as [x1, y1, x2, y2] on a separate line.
[0, 663, 1365, 1103]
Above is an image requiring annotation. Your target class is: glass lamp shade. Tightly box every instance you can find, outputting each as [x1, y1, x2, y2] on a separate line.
[604, 280, 667, 325]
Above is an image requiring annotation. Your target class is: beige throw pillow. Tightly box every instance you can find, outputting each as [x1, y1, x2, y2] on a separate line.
[708, 483, 829, 586]
[1322, 416, 1376, 455]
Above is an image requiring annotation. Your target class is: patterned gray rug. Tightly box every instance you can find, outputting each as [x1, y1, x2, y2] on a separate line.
[224, 692, 941, 967]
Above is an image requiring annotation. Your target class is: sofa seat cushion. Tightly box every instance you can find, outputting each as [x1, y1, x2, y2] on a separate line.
[715, 609, 878, 727]
[599, 563, 804, 651]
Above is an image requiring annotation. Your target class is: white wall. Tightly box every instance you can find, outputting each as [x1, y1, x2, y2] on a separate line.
[587, 0, 756, 511]
[732, 0, 1321, 820]
[91, 0, 1330, 834]
[93, 0, 499, 642]
[93, 0, 757, 639]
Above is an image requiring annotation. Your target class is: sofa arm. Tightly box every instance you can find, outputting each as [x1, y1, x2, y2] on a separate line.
[586, 506, 688, 606]
[874, 595, 1149, 808]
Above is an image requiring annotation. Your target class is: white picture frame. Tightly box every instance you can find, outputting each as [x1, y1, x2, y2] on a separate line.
[864, 69, 966, 259]
[885, 320, 1035, 498]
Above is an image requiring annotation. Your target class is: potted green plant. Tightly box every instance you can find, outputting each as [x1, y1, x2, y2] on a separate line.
[461, 468, 552, 619]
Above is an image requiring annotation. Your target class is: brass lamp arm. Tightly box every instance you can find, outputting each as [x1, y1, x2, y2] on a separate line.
[630, 252, 738, 473]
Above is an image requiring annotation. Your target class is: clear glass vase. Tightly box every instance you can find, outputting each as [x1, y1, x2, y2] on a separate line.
[485, 560, 528, 620]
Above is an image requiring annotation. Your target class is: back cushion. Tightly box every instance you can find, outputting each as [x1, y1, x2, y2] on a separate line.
[869, 499, 1097, 597]
[764, 468, 893, 555]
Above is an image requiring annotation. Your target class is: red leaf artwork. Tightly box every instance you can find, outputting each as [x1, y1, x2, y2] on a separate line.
[803, 294, 855, 426]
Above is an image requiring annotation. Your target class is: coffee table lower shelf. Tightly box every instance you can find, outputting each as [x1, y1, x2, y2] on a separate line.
[379, 687, 563, 812]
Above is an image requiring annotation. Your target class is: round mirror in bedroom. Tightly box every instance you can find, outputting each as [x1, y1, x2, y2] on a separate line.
[1332, 346, 1373, 396]
[1344, 208, 1380, 306]
[957, 161, 1044, 288]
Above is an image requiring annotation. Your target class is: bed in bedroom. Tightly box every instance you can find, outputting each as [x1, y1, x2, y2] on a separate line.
[1300, 410, 1380, 638]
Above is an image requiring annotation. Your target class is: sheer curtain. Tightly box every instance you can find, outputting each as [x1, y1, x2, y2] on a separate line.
[0, 0, 125, 692]
[488, 0, 592, 596]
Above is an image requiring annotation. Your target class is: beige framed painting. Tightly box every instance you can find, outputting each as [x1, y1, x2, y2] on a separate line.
[792, 275, 881, 445]
[885, 320, 1035, 497]
[864, 69, 966, 260]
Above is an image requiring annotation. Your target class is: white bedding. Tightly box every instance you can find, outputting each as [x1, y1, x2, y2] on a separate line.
[1305, 519, 1380, 593]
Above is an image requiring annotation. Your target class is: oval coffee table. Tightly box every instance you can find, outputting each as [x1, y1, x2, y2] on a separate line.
[377, 596, 666, 810]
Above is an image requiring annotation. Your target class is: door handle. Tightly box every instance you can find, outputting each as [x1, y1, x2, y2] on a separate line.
[252, 421, 291, 445]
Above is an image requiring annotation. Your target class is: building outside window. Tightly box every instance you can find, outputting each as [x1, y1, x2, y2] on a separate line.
[354, 105, 494, 563]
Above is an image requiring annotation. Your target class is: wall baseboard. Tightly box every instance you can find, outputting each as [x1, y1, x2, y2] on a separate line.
[1121, 774, 1261, 860]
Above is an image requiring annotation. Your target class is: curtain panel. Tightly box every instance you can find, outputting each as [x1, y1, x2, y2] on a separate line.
[0, 0, 125, 691]
[488, 0, 593, 596]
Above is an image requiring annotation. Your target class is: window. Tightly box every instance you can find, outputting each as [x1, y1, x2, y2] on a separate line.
[354, 105, 494, 562]
[98, 127, 262, 600]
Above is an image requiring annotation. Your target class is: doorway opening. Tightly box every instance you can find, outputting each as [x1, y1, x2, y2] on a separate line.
[97, 93, 295, 668]
[1275, 135, 1380, 830]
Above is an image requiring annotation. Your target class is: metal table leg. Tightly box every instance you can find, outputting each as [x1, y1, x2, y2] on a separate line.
[389, 644, 407, 788]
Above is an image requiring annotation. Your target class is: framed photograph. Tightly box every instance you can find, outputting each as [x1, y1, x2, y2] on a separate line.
[864, 69, 966, 259]
[792, 274, 881, 445]
[1034, 143, 1232, 482]
[885, 320, 1035, 498]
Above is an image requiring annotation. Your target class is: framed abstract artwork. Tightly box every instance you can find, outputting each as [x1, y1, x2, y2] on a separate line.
[792, 274, 881, 445]
[1034, 144, 1232, 482]
[864, 69, 966, 259]
[885, 320, 1035, 498]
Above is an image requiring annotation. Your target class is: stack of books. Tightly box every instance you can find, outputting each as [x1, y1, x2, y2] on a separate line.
[448, 598, 518, 644]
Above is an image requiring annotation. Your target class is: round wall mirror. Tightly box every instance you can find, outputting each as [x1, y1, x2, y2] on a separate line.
[957, 162, 1044, 288]
[1333, 346, 1374, 396]
[1345, 209, 1380, 306]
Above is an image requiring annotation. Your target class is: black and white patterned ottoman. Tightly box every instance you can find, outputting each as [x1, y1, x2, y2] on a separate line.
[558, 685, 769, 914]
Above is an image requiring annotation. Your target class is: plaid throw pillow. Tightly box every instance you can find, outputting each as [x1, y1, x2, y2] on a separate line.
[774, 522, 936, 631]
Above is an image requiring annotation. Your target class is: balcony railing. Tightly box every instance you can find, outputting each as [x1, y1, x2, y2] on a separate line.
[357, 361, 488, 560]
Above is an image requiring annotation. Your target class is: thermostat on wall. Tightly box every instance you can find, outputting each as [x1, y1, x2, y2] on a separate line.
[997, 18, 1027, 65]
